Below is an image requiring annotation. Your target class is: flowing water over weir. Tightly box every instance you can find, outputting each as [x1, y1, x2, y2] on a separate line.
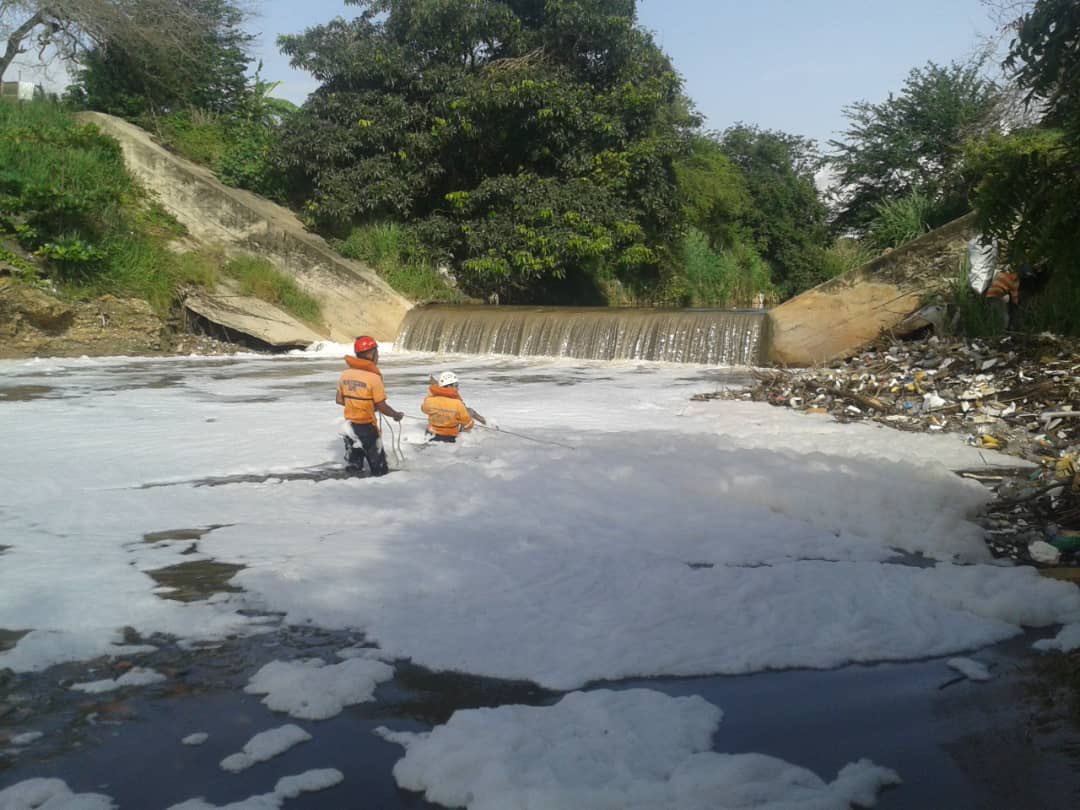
[396, 306, 767, 365]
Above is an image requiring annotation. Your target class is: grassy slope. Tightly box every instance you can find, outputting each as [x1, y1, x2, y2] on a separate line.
[0, 101, 321, 324]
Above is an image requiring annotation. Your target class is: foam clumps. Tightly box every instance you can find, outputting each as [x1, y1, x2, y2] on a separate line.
[0, 778, 115, 809]
[245, 656, 394, 720]
[377, 688, 900, 810]
[167, 769, 343, 810]
[219, 724, 312, 773]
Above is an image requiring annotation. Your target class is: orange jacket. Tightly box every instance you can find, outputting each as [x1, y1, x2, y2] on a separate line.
[421, 385, 474, 437]
[336, 356, 385, 426]
[985, 270, 1020, 304]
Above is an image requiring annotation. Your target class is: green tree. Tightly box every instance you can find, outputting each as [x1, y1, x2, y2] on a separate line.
[718, 124, 831, 295]
[673, 135, 753, 251]
[275, 0, 693, 303]
[69, 0, 254, 117]
[968, 0, 1080, 283]
[829, 60, 1004, 232]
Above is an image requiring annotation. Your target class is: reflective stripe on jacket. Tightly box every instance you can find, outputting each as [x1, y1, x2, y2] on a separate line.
[336, 356, 385, 426]
[985, 270, 1020, 304]
[421, 385, 474, 437]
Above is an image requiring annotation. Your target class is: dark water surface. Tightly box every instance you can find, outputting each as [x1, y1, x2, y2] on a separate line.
[1, 624, 1077, 809]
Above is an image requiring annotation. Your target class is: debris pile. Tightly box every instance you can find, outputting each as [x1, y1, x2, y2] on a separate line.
[695, 334, 1080, 566]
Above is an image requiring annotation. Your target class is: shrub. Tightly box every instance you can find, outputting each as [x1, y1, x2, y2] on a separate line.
[867, 193, 934, 250]
[339, 223, 462, 303]
[677, 227, 775, 307]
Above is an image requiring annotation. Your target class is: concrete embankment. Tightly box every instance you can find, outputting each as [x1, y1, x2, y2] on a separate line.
[766, 214, 978, 366]
[78, 113, 412, 347]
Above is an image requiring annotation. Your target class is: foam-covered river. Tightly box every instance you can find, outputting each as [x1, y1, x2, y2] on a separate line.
[2, 347, 1078, 808]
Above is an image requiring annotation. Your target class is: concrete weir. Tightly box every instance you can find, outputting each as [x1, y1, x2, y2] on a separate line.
[78, 113, 412, 347]
[397, 305, 767, 365]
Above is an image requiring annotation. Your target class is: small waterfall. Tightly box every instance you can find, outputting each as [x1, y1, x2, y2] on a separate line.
[396, 306, 767, 365]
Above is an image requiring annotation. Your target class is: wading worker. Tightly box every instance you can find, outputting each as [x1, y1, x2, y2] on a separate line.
[421, 371, 484, 443]
[336, 336, 403, 475]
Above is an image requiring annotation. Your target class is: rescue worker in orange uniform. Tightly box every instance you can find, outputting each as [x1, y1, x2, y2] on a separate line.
[985, 268, 1020, 329]
[421, 371, 484, 443]
[336, 336, 403, 475]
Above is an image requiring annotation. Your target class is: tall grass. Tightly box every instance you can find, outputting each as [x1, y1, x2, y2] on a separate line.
[815, 239, 877, 278]
[0, 100, 216, 315]
[944, 254, 1005, 337]
[339, 223, 462, 303]
[677, 227, 774, 307]
[150, 109, 231, 168]
[867, 193, 934, 250]
[222, 255, 322, 325]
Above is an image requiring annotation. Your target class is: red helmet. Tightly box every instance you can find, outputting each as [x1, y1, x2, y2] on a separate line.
[353, 335, 378, 354]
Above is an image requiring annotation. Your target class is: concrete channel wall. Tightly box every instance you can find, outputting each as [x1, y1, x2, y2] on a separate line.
[79, 113, 412, 345]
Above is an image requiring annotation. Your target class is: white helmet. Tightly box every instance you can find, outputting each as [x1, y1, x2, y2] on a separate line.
[437, 371, 459, 387]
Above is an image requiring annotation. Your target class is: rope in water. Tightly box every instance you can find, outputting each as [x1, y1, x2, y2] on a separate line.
[399, 413, 576, 451]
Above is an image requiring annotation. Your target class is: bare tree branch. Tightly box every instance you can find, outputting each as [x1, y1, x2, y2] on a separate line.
[1, 8, 44, 79]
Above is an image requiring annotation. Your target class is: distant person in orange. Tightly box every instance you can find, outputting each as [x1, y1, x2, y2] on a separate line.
[422, 371, 485, 443]
[336, 336, 403, 475]
[985, 268, 1020, 330]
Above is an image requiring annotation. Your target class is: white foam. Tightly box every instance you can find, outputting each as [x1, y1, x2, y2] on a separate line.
[219, 724, 312, 773]
[1, 353, 1072, 695]
[0, 778, 115, 809]
[946, 657, 992, 681]
[244, 657, 394, 720]
[1034, 622, 1080, 653]
[182, 732, 209, 746]
[377, 688, 900, 810]
[167, 768, 343, 810]
[70, 667, 167, 693]
[9, 731, 44, 746]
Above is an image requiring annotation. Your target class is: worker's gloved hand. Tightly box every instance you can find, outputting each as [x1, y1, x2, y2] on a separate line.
[393, 411, 404, 422]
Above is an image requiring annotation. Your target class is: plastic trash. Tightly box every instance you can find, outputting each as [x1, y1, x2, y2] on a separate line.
[1050, 533, 1080, 554]
[1029, 540, 1062, 565]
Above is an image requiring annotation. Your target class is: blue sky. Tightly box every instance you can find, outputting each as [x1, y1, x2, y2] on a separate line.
[249, 0, 996, 148]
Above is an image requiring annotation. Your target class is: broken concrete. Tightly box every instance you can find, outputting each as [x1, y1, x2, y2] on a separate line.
[766, 214, 977, 366]
[184, 290, 325, 350]
[78, 112, 412, 346]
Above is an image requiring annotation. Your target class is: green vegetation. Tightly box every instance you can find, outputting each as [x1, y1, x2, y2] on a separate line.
[944, 255, 1005, 338]
[221, 255, 323, 325]
[10, 0, 1076, 338]
[963, 0, 1080, 336]
[339, 223, 462, 304]
[674, 227, 774, 308]
[275, 0, 692, 304]
[866, 193, 934, 251]
[68, 0, 253, 118]
[829, 60, 1003, 233]
[0, 100, 215, 313]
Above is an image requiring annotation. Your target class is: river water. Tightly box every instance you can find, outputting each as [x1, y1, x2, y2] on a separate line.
[1, 348, 1078, 808]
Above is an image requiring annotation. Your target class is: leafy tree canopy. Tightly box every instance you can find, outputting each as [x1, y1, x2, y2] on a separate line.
[673, 135, 753, 252]
[275, 0, 694, 303]
[829, 60, 1004, 232]
[1006, 0, 1080, 131]
[68, 0, 254, 117]
[969, 0, 1080, 280]
[717, 124, 831, 295]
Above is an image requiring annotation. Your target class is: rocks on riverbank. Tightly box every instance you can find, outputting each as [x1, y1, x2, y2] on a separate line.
[695, 334, 1080, 566]
[0, 278, 243, 359]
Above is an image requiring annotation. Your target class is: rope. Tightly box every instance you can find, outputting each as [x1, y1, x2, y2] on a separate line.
[400, 413, 575, 451]
[379, 414, 407, 468]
